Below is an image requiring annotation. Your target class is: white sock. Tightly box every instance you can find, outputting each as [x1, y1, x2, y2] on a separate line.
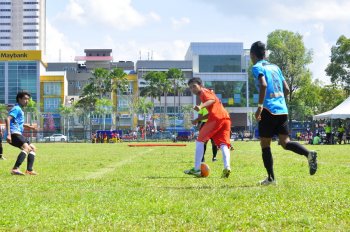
[29, 151, 36, 156]
[195, 141, 204, 170]
[220, 144, 231, 170]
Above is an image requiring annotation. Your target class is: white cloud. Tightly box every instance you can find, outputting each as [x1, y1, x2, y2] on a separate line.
[45, 21, 80, 62]
[55, 0, 85, 24]
[56, 0, 146, 30]
[148, 12, 161, 22]
[171, 17, 190, 29]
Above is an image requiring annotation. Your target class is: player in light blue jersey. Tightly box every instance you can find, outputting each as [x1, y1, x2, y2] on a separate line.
[250, 41, 317, 186]
[5, 91, 38, 175]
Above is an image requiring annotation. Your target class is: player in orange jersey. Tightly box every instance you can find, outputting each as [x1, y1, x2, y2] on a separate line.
[184, 78, 232, 178]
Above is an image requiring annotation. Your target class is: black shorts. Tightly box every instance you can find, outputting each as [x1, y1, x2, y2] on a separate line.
[10, 134, 30, 149]
[259, 109, 289, 138]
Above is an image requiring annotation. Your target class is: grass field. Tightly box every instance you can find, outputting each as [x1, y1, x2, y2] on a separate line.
[0, 141, 349, 231]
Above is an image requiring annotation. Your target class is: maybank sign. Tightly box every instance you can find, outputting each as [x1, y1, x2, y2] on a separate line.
[0, 50, 42, 61]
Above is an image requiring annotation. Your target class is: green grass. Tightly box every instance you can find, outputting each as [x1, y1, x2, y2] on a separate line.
[0, 141, 349, 231]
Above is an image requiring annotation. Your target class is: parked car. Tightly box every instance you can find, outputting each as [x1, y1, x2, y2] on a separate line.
[44, 134, 67, 142]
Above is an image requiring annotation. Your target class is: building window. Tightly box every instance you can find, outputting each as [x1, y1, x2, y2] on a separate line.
[23, 36, 38, 39]
[0, 16, 11, 18]
[23, 43, 39, 46]
[23, 9, 38, 11]
[0, 9, 11, 11]
[23, 29, 39, 32]
[0, 36, 10, 39]
[0, 2, 11, 5]
[44, 82, 62, 95]
[0, 30, 11, 32]
[44, 98, 61, 112]
[199, 55, 242, 73]
[204, 81, 247, 107]
[24, 2, 39, 4]
[0, 23, 11, 25]
[23, 15, 39, 18]
[23, 22, 39, 25]
[0, 43, 10, 46]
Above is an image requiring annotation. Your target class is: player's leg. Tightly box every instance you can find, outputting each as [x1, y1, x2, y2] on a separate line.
[278, 116, 317, 175]
[184, 120, 218, 177]
[10, 134, 30, 175]
[258, 109, 276, 185]
[211, 119, 231, 178]
[25, 144, 38, 175]
[211, 139, 217, 161]
[0, 139, 5, 160]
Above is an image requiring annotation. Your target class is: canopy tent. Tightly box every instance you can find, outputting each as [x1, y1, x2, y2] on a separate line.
[313, 96, 350, 120]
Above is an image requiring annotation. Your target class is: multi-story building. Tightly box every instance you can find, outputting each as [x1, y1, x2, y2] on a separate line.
[47, 49, 136, 131]
[135, 60, 193, 131]
[0, 0, 46, 54]
[185, 42, 253, 130]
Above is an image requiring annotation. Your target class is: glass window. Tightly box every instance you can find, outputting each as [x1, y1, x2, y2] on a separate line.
[204, 81, 247, 107]
[44, 98, 61, 112]
[44, 82, 61, 95]
[7, 61, 38, 103]
[199, 55, 241, 73]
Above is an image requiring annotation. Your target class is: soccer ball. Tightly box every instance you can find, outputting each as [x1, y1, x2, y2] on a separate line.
[200, 163, 210, 177]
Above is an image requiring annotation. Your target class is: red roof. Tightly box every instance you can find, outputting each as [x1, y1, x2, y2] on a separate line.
[74, 56, 113, 61]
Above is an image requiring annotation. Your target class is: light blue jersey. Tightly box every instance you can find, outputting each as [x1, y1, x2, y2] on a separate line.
[8, 104, 25, 134]
[252, 60, 288, 115]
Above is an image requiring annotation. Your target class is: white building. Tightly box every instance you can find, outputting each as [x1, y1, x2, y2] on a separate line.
[0, 0, 46, 54]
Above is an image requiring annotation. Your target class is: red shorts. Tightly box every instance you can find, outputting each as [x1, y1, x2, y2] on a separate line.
[197, 119, 231, 147]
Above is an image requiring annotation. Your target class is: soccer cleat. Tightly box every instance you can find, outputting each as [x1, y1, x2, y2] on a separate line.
[0, 156, 6, 160]
[221, 168, 231, 178]
[308, 151, 318, 175]
[258, 177, 277, 186]
[212, 157, 218, 162]
[184, 167, 201, 177]
[25, 170, 38, 175]
[11, 169, 25, 176]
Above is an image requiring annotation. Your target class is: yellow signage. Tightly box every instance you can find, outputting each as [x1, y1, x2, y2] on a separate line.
[0, 50, 42, 61]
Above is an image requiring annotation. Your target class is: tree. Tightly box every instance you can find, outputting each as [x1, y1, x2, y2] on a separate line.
[25, 98, 39, 126]
[0, 104, 7, 122]
[325, 35, 350, 95]
[136, 97, 154, 140]
[267, 29, 313, 124]
[95, 98, 113, 130]
[181, 104, 194, 130]
[59, 104, 74, 138]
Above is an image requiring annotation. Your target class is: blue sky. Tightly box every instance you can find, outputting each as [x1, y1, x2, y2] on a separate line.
[46, 0, 350, 83]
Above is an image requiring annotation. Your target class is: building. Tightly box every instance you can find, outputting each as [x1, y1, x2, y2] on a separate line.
[185, 42, 253, 129]
[0, 0, 46, 54]
[0, 50, 44, 105]
[47, 49, 136, 132]
[135, 60, 193, 131]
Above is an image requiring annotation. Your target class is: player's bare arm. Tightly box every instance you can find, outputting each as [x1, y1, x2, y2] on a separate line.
[255, 74, 267, 121]
[194, 99, 215, 111]
[5, 115, 13, 143]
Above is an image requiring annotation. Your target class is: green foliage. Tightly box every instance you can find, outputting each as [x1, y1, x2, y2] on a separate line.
[267, 30, 312, 102]
[325, 35, 350, 94]
[79, 68, 128, 107]
[0, 103, 8, 121]
[0, 142, 349, 230]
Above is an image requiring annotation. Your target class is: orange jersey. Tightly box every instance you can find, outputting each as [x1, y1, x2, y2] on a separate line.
[199, 88, 230, 121]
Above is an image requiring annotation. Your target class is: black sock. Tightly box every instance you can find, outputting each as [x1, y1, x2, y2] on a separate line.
[262, 147, 274, 181]
[285, 142, 309, 157]
[0, 145, 3, 155]
[202, 141, 208, 162]
[27, 152, 35, 171]
[212, 144, 217, 158]
[14, 151, 27, 169]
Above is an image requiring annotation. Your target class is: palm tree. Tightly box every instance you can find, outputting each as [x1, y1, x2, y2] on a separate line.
[137, 97, 154, 140]
[167, 68, 186, 130]
[95, 98, 113, 130]
[59, 104, 74, 140]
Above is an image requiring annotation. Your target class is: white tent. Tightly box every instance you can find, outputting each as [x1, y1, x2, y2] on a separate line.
[313, 96, 350, 120]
